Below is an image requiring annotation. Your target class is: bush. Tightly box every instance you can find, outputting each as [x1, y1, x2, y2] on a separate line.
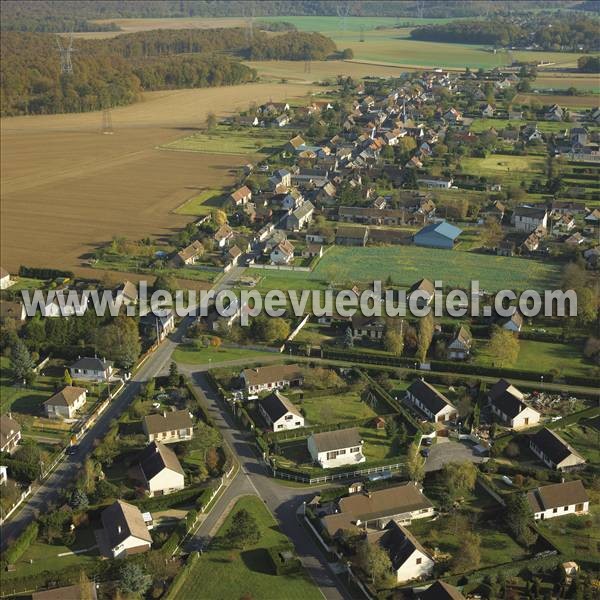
[135, 486, 202, 512]
[266, 545, 303, 575]
[2, 522, 38, 566]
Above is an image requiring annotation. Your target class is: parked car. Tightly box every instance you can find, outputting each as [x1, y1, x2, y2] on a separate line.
[420, 447, 430, 457]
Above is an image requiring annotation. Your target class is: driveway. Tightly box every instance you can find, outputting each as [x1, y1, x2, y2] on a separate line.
[425, 437, 485, 472]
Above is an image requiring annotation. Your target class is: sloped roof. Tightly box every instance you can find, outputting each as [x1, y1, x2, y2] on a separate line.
[139, 441, 185, 481]
[530, 428, 585, 466]
[259, 391, 302, 423]
[415, 221, 462, 241]
[527, 480, 588, 513]
[101, 500, 152, 548]
[70, 357, 112, 372]
[418, 580, 465, 600]
[408, 278, 434, 296]
[143, 410, 193, 435]
[44, 386, 87, 408]
[407, 379, 455, 415]
[0, 414, 20, 448]
[242, 364, 303, 387]
[310, 428, 362, 453]
[371, 520, 432, 571]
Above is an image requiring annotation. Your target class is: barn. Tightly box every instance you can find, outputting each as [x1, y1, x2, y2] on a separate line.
[413, 221, 462, 249]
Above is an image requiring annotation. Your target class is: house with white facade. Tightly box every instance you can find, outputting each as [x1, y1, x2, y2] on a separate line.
[258, 391, 304, 432]
[512, 206, 548, 233]
[308, 428, 365, 469]
[0, 267, 14, 290]
[527, 480, 589, 521]
[142, 410, 194, 444]
[241, 364, 304, 394]
[100, 500, 152, 558]
[69, 357, 113, 382]
[447, 326, 472, 360]
[351, 314, 386, 340]
[44, 386, 87, 419]
[0, 415, 21, 454]
[406, 379, 457, 423]
[489, 379, 539, 429]
[270, 239, 295, 264]
[321, 481, 434, 537]
[368, 521, 434, 584]
[114, 281, 138, 306]
[230, 185, 252, 206]
[139, 442, 185, 497]
[529, 428, 586, 471]
[501, 312, 523, 332]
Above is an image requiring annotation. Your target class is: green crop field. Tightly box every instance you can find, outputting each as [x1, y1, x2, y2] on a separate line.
[174, 189, 225, 216]
[470, 119, 599, 135]
[173, 496, 321, 600]
[160, 124, 289, 156]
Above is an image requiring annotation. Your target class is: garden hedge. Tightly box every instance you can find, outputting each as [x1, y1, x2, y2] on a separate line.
[2, 522, 38, 566]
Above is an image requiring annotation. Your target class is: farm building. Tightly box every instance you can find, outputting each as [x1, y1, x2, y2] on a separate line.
[413, 221, 462, 249]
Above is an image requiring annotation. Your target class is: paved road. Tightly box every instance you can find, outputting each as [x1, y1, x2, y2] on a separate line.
[178, 369, 353, 600]
[0, 267, 243, 551]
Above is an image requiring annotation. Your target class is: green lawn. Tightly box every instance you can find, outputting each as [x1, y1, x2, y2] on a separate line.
[173, 343, 273, 366]
[174, 189, 226, 216]
[0, 357, 55, 416]
[469, 119, 599, 134]
[474, 339, 592, 378]
[460, 154, 546, 188]
[408, 515, 528, 570]
[304, 246, 560, 291]
[173, 496, 321, 600]
[536, 499, 600, 565]
[3, 527, 98, 582]
[553, 419, 600, 464]
[295, 391, 378, 426]
[160, 124, 289, 156]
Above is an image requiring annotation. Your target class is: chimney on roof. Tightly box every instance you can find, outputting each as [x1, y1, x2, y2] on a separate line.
[163, 411, 167, 418]
[117, 525, 122, 534]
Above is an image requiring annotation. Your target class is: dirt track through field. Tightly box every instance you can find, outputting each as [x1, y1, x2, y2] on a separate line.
[0, 83, 315, 276]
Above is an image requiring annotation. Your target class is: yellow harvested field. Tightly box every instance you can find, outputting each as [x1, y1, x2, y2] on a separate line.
[1, 83, 315, 277]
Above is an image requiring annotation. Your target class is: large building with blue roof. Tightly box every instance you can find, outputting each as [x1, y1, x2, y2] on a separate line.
[413, 221, 462, 249]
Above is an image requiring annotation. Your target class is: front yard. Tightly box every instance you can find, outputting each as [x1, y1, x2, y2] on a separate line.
[289, 391, 381, 426]
[172, 495, 322, 600]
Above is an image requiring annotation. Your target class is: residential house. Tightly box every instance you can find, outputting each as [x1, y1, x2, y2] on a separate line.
[368, 521, 434, 583]
[40, 288, 88, 318]
[44, 386, 87, 419]
[287, 201, 314, 231]
[417, 581, 465, 600]
[335, 226, 369, 246]
[241, 364, 304, 394]
[417, 177, 453, 190]
[139, 441, 185, 497]
[545, 104, 564, 121]
[406, 379, 458, 423]
[407, 278, 435, 309]
[101, 500, 152, 558]
[512, 206, 548, 233]
[522, 123, 544, 143]
[443, 107, 463, 123]
[140, 309, 175, 342]
[258, 391, 305, 432]
[175, 240, 204, 266]
[447, 326, 472, 360]
[481, 201, 506, 222]
[502, 312, 523, 332]
[316, 182, 337, 206]
[302, 244, 323, 260]
[414, 221, 462, 249]
[0, 267, 13, 290]
[273, 114, 289, 127]
[0, 300, 26, 322]
[529, 428, 586, 471]
[565, 232, 585, 246]
[0, 415, 21, 454]
[268, 168, 292, 190]
[287, 135, 306, 153]
[69, 357, 113, 381]
[584, 208, 600, 226]
[214, 224, 234, 248]
[142, 410, 194, 444]
[488, 379, 540, 429]
[32, 584, 98, 600]
[230, 185, 252, 206]
[307, 428, 365, 469]
[0, 466, 7, 485]
[527, 480, 589, 521]
[481, 103, 495, 117]
[282, 188, 304, 211]
[406, 156, 424, 169]
[321, 481, 434, 537]
[351, 314, 386, 340]
[114, 281, 138, 306]
[509, 110, 523, 121]
[270, 240, 295, 265]
[373, 196, 387, 210]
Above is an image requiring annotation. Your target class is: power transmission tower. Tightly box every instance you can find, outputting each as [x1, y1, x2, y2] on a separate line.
[56, 32, 75, 75]
[245, 4, 254, 44]
[359, 26, 365, 42]
[336, 2, 352, 31]
[101, 108, 114, 135]
[416, 0, 425, 19]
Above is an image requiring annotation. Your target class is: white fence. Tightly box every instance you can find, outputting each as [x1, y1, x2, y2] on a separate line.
[249, 264, 311, 272]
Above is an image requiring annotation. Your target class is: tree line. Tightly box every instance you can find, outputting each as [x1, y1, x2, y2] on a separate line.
[578, 55, 600, 72]
[410, 15, 600, 51]
[2, 28, 338, 115]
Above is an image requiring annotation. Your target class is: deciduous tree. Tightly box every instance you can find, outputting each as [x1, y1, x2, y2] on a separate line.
[487, 327, 519, 368]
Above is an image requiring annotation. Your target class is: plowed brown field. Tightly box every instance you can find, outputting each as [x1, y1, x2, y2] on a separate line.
[1, 83, 314, 277]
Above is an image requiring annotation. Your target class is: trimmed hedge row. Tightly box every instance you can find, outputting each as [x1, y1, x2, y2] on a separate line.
[1, 522, 38, 566]
[18, 266, 74, 279]
[184, 376, 215, 426]
[165, 551, 200, 600]
[134, 486, 204, 512]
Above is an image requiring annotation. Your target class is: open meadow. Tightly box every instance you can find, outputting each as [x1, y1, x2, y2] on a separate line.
[0, 82, 314, 276]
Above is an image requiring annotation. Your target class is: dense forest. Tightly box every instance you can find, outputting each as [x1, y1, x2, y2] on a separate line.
[410, 15, 600, 51]
[0, 28, 336, 116]
[2, 1, 591, 32]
